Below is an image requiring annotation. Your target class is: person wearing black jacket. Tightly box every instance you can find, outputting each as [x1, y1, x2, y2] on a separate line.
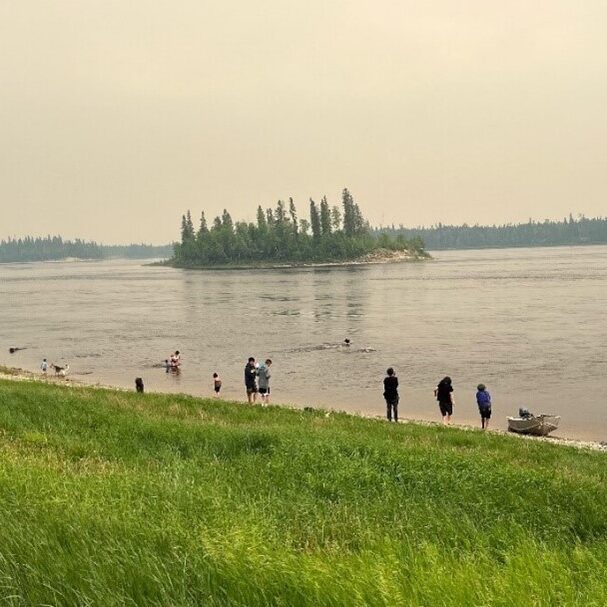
[383, 368, 399, 422]
[434, 376, 454, 424]
[244, 357, 258, 404]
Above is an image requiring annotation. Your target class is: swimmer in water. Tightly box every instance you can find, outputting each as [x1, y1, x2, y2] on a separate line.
[344, 338, 351, 347]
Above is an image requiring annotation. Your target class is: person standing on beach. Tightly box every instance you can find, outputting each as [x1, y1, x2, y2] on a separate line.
[434, 377, 454, 424]
[257, 359, 272, 405]
[40, 358, 48, 375]
[383, 367, 399, 422]
[476, 383, 492, 429]
[244, 357, 258, 404]
[213, 373, 222, 397]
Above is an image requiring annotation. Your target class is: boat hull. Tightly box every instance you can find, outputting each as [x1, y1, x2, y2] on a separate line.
[507, 415, 561, 436]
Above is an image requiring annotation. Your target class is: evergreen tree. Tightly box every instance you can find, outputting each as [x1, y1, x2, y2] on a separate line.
[257, 206, 267, 232]
[289, 198, 298, 236]
[310, 199, 321, 239]
[331, 206, 342, 231]
[320, 197, 332, 236]
[299, 219, 310, 235]
[342, 189, 356, 237]
[184, 211, 195, 240]
[180, 215, 189, 243]
[266, 208, 275, 227]
[221, 210, 233, 230]
[197, 212, 209, 238]
[275, 201, 287, 224]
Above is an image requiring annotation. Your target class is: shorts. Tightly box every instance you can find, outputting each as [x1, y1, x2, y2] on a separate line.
[214, 386, 221, 394]
[439, 401, 453, 417]
[479, 406, 491, 419]
[246, 385, 257, 394]
[259, 387, 270, 395]
[384, 396, 399, 406]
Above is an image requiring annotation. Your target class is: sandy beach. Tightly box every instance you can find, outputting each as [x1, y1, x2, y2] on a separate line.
[3, 364, 605, 454]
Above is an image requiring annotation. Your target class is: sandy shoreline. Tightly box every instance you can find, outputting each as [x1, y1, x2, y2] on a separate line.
[159, 248, 430, 270]
[2, 365, 605, 454]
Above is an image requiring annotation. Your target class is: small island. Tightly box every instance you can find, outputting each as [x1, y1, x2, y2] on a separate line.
[169, 188, 428, 268]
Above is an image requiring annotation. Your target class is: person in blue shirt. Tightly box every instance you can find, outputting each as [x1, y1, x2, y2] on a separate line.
[476, 383, 492, 429]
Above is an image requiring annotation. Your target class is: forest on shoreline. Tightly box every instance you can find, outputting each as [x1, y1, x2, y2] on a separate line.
[171, 189, 426, 267]
[0, 236, 172, 263]
[380, 215, 607, 250]
[6, 213, 606, 264]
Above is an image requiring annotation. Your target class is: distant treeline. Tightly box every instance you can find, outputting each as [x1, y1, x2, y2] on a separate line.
[100, 244, 173, 259]
[378, 216, 607, 250]
[172, 189, 426, 266]
[0, 236, 172, 263]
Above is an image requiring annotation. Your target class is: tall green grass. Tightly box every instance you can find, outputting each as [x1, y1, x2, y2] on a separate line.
[0, 379, 606, 606]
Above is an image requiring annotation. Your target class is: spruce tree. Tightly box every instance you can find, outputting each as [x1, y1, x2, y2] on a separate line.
[289, 198, 298, 235]
[310, 199, 321, 239]
[331, 206, 342, 232]
[320, 196, 332, 236]
[198, 211, 209, 238]
[257, 205, 268, 232]
[185, 211, 195, 240]
[342, 189, 355, 237]
[221, 210, 233, 230]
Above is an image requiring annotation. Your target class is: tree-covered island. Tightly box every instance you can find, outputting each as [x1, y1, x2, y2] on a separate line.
[171, 189, 427, 267]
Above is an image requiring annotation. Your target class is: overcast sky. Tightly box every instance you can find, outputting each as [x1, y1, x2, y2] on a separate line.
[1, 1, 605, 244]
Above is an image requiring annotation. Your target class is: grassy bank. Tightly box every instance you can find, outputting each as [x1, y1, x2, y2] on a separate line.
[1, 380, 606, 606]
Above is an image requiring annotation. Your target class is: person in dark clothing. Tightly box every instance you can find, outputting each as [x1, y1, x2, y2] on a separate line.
[244, 357, 258, 404]
[383, 367, 399, 422]
[476, 383, 492, 429]
[434, 376, 454, 424]
[135, 377, 144, 393]
[213, 373, 222, 397]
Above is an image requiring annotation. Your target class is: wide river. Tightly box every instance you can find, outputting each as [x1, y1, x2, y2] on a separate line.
[1, 246, 606, 441]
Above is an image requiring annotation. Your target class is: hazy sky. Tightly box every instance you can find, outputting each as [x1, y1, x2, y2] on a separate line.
[1, 1, 606, 244]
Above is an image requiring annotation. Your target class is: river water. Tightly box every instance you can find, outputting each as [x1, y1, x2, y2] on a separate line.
[1, 246, 606, 441]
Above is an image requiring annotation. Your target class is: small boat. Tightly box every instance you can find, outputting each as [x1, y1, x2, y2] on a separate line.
[507, 414, 561, 436]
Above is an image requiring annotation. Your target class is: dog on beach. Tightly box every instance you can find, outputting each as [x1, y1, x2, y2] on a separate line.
[51, 363, 70, 377]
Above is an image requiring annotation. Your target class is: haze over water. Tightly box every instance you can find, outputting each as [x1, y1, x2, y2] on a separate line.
[1, 245, 606, 441]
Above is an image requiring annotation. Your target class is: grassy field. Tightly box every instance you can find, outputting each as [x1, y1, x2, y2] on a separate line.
[0, 379, 606, 606]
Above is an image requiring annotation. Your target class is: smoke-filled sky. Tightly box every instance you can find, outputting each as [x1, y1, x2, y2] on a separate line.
[1, 1, 605, 244]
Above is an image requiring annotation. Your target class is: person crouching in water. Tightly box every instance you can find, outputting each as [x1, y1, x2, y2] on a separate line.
[434, 376, 454, 424]
[257, 359, 272, 405]
[383, 367, 399, 422]
[476, 383, 492, 429]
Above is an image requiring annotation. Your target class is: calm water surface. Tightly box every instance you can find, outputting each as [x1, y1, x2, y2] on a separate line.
[1, 246, 606, 441]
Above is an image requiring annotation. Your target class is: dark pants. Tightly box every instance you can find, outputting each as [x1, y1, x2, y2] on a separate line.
[386, 398, 399, 422]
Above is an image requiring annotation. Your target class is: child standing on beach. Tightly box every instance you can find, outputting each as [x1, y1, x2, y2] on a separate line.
[213, 373, 222, 397]
[476, 383, 492, 429]
[257, 359, 272, 405]
[40, 358, 48, 374]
